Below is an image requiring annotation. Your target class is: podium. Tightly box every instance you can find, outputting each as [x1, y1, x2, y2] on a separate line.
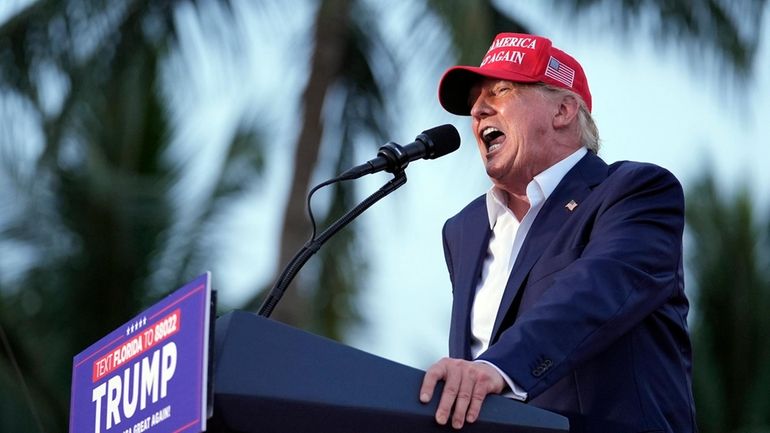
[208, 311, 568, 432]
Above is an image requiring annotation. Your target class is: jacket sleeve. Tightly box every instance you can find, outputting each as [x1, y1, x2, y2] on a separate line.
[442, 221, 455, 290]
[477, 163, 686, 399]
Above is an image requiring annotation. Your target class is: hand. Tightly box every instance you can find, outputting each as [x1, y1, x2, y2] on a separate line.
[419, 357, 506, 429]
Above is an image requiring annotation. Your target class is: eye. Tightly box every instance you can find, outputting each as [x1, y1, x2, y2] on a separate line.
[492, 82, 511, 96]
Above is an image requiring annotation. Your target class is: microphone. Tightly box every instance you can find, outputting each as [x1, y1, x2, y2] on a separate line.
[338, 124, 460, 180]
[259, 124, 459, 317]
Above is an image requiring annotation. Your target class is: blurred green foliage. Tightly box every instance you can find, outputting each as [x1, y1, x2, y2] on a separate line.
[687, 175, 770, 432]
[0, 1, 767, 432]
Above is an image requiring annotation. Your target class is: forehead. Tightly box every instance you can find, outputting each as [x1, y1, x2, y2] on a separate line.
[467, 79, 535, 104]
[470, 78, 516, 92]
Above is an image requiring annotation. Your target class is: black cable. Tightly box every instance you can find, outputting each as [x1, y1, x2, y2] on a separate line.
[258, 171, 407, 318]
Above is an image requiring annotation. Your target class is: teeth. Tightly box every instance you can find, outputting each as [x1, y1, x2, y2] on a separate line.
[482, 127, 500, 141]
[481, 127, 504, 151]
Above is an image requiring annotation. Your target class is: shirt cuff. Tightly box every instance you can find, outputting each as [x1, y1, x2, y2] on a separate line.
[474, 359, 528, 401]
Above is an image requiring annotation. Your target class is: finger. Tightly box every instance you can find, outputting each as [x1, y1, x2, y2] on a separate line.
[466, 364, 505, 424]
[419, 362, 447, 403]
[435, 365, 462, 426]
[465, 379, 488, 424]
[451, 372, 475, 429]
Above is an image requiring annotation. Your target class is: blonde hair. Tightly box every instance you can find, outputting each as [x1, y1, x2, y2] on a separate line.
[536, 84, 600, 153]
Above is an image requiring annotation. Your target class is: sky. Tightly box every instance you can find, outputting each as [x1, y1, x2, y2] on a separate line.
[2, 0, 768, 371]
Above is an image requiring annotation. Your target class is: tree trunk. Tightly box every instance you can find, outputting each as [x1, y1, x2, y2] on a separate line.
[266, 0, 351, 327]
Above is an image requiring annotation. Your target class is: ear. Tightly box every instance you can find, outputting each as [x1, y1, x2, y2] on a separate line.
[552, 94, 579, 130]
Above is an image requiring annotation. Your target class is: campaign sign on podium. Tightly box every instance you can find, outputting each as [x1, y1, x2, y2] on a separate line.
[70, 273, 213, 433]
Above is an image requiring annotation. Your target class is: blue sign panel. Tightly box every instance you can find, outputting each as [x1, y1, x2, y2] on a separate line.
[70, 273, 212, 433]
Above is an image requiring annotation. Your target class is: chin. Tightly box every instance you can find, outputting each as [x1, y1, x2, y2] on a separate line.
[484, 165, 506, 182]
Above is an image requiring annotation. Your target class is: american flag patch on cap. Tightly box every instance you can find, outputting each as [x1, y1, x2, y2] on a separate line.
[545, 56, 575, 87]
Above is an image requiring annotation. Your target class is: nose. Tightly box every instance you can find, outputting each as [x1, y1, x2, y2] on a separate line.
[470, 93, 494, 119]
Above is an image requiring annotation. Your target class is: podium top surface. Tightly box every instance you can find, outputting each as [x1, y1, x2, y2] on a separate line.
[211, 311, 569, 433]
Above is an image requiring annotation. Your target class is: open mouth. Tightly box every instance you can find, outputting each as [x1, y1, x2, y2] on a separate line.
[481, 126, 505, 152]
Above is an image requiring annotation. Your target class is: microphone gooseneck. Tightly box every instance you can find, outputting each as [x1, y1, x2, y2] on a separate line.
[257, 125, 461, 318]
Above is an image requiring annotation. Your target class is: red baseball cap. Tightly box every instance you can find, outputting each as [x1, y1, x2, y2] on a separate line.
[438, 33, 591, 115]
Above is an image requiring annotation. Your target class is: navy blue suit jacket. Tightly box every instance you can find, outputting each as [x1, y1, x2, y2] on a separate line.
[442, 152, 696, 432]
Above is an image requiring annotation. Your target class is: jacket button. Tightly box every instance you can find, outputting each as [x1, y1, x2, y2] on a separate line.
[532, 359, 552, 377]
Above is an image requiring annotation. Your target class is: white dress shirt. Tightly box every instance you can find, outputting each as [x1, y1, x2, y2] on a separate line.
[471, 147, 587, 400]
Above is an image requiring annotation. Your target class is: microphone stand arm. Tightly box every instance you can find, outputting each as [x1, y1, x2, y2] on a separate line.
[258, 170, 408, 318]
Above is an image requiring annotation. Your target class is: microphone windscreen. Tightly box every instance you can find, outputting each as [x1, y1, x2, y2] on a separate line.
[420, 124, 461, 159]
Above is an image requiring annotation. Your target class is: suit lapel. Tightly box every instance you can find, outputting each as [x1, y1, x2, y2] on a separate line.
[489, 152, 608, 343]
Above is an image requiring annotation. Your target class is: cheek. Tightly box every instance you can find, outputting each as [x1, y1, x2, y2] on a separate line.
[518, 114, 548, 143]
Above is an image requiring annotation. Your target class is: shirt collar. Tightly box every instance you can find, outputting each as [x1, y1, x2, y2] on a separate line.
[485, 147, 588, 229]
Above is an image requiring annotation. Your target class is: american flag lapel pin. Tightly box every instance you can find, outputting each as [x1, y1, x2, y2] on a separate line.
[565, 200, 578, 212]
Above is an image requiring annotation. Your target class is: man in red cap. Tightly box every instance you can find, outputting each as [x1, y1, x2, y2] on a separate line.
[419, 33, 696, 432]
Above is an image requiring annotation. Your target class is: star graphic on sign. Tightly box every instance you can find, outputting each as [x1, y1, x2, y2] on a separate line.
[565, 200, 578, 211]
